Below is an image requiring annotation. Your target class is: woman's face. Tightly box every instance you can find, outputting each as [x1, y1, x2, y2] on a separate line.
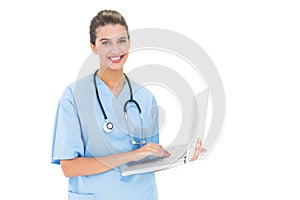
[91, 24, 130, 71]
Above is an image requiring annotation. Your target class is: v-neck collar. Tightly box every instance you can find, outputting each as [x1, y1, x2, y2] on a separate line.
[92, 74, 129, 100]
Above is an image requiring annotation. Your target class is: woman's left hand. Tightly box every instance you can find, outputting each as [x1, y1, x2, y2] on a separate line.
[190, 138, 206, 162]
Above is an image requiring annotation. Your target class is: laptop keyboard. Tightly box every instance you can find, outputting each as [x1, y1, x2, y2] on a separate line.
[155, 144, 188, 163]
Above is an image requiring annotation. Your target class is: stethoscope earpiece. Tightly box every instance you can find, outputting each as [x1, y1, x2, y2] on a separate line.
[131, 140, 137, 145]
[131, 140, 145, 145]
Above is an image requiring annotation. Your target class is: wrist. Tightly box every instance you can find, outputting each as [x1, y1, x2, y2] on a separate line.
[128, 150, 145, 162]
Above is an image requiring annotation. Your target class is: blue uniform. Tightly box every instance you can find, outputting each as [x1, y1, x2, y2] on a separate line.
[51, 74, 159, 200]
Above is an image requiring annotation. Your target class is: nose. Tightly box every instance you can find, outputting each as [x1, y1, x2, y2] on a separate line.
[109, 43, 123, 54]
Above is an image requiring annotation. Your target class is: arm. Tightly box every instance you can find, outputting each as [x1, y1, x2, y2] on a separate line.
[61, 142, 170, 177]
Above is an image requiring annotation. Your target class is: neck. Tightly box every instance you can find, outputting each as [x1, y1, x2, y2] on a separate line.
[97, 67, 125, 94]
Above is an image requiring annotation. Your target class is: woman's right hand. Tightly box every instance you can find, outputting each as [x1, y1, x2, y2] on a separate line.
[130, 142, 170, 161]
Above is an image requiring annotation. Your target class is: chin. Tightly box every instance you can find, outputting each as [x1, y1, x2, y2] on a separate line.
[108, 65, 124, 71]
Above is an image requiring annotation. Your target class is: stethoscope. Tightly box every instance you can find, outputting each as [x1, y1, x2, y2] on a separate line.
[93, 69, 145, 145]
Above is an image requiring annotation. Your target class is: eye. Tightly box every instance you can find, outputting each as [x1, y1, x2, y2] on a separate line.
[118, 38, 128, 44]
[101, 40, 111, 46]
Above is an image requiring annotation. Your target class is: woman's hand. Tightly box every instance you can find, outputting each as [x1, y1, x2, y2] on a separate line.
[190, 138, 206, 162]
[60, 143, 170, 177]
[130, 142, 170, 161]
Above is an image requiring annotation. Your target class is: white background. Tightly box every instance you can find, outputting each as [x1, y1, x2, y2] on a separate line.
[0, 0, 299, 199]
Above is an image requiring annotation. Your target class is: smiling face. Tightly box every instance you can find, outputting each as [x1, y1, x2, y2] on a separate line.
[90, 24, 130, 71]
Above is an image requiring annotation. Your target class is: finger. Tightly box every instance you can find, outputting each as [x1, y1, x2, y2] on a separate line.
[195, 147, 201, 156]
[190, 153, 199, 161]
[146, 142, 163, 150]
[151, 149, 170, 158]
[196, 139, 203, 152]
[195, 141, 201, 152]
[159, 150, 170, 158]
[190, 140, 203, 162]
[162, 149, 170, 157]
[197, 138, 202, 147]
[152, 144, 164, 151]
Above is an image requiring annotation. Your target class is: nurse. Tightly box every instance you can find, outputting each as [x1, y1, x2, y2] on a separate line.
[51, 10, 203, 200]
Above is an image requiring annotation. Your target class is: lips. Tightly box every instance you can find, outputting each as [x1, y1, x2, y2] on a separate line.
[109, 55, 124, 63]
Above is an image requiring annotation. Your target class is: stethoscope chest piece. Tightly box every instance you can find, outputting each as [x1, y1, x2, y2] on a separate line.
[103, 120, 114, 133]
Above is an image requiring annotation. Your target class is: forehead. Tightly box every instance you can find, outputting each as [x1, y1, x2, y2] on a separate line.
[95, 24, 128, 40]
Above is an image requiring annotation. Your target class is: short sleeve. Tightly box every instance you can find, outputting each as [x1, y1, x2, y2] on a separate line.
[51, 87, 84, 165]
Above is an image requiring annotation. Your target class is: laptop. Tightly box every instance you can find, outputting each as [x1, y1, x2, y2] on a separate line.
[121, 89, 209, 176]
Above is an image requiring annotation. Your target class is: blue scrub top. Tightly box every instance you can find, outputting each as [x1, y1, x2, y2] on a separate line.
[51, 74, 160, 200]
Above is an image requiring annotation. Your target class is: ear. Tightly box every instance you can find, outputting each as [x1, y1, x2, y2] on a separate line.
[90, 43, 97, 54]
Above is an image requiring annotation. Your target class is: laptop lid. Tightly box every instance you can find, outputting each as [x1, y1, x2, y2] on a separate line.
[186, 89, 209, 161]
[121, 89, 209, 176]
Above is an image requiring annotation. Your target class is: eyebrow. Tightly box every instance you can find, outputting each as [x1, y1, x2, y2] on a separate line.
[118, 36, 128, 40]
[99, 36, 128, 41]
[99, 38, 110, 41]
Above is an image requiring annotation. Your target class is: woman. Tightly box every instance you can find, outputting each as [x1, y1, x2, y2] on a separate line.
[51, 10, 203, 200]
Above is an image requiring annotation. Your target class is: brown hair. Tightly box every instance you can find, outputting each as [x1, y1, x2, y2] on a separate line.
[89, 10, 129, 45]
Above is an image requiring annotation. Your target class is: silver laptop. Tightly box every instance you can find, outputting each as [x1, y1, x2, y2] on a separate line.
[121, 89, 209, 176]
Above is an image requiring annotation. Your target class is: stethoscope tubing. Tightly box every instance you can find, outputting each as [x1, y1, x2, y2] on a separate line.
[93, 69, 145, 144]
